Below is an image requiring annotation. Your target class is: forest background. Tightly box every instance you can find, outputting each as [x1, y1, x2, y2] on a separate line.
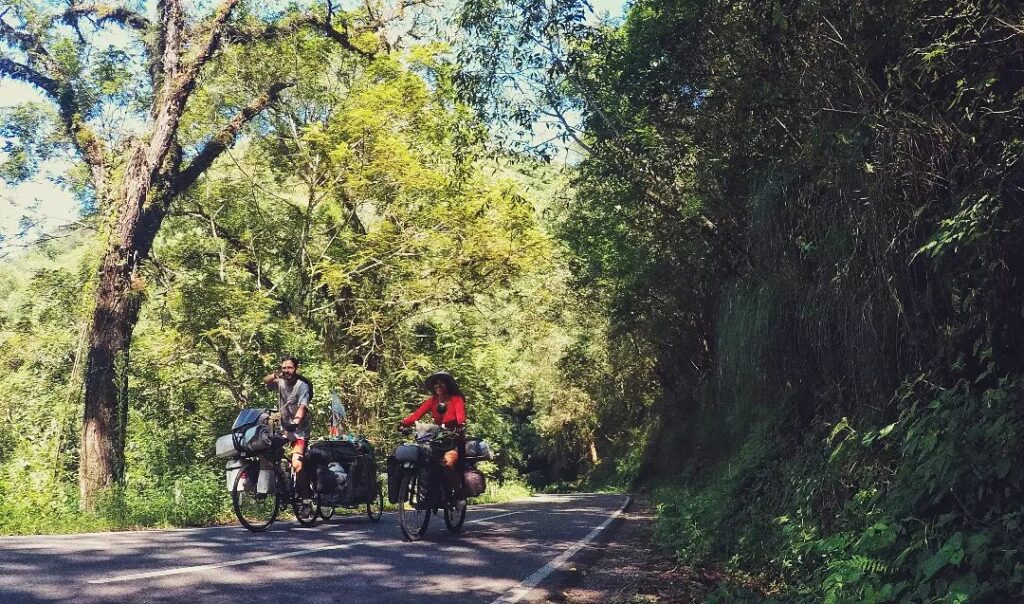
[3, 0, 1024, 602]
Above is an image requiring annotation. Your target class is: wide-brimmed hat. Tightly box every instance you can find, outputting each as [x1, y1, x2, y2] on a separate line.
[424, 371, 460, 394]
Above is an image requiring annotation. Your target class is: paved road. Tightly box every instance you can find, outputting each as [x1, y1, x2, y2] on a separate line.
[0, 493, 628, 604]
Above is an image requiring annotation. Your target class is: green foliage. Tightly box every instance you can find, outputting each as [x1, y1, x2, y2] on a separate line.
[649, 377, 1024, 602]
[461, 0, 1024, 600]
[95, 469, 230, 528]
[471, 478, 534, 505]
[0, 39, 600, 532]
[0, 103, 64, 184]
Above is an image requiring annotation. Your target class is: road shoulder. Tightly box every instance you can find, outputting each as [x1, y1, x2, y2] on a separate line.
[537, 495, 714, 604]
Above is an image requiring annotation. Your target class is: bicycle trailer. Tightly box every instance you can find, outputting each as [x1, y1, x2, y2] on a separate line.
[307, 436, 378, 507]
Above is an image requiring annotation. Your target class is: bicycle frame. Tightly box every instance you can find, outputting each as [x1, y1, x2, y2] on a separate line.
[231, 418, 319, 531]
[395, 427, 467, 540]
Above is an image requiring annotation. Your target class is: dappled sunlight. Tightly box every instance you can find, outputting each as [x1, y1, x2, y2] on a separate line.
[0, 495, 628, 603]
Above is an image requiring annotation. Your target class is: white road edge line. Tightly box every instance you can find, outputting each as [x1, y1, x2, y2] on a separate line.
[86, 542, 357, 585]
[467, 511, 522, 524]
[490, 495, 632, 604]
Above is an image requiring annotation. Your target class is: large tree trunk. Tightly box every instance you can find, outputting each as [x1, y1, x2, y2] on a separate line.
[80, 244, 143, 503]
[76, 78, 292, 506]
[3, 0, 356, 510]
[79, 146, 167, 507]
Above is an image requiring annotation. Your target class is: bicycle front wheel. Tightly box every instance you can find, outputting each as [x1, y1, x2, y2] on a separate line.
[397, 471, 430, 541]
[232, 463, 280, 532]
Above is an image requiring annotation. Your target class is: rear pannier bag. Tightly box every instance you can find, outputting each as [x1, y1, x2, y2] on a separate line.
[464, 439, 493, 460]
[225, 458, 247, 491]
[344, 455, 373, 503]
[463, 468, 486, 498]
[386, 456, 402, 504]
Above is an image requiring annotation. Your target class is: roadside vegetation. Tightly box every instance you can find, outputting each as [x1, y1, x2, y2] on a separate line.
[0, 0, 609, 536]
[462, 0, 1024, 601]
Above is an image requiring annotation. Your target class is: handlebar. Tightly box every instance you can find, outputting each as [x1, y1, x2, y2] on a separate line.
[413, 425, 464, 444]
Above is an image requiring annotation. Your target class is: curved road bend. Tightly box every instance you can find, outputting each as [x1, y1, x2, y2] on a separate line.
[0, 492, 629, 604]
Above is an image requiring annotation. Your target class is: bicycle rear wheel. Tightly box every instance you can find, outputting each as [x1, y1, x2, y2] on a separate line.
[293, 497, 320, 526]
[444, 497, 466, 533]
[397, 471, 430, 541]
[232, 463, 280, 532]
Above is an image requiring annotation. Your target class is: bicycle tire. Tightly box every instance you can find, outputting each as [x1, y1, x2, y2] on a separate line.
[444, 497, 466, 533]
[293, 496, 320, 526]
[232, 462, 280, 532]
[397, 471, 430, 541]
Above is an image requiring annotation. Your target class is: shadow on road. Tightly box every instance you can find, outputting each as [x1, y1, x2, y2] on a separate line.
[0, 493, 628, 604]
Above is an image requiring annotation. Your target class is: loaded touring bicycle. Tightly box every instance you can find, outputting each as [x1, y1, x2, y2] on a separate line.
[387, 422, 492, 541]
[216, 399, 383, 532]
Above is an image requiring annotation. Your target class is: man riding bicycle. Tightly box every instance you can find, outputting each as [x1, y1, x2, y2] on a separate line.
[264, 355, 312, 475]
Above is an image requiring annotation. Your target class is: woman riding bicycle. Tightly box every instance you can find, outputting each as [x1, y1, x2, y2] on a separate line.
[399, 371, 466, 496]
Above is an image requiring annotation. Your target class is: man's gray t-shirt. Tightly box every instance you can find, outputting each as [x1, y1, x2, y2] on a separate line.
[268, 377, 311, 438]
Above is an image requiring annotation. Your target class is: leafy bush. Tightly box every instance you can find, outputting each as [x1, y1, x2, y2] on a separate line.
[652, 377, 1024, 602]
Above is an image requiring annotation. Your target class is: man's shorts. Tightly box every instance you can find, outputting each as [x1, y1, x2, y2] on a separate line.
[285, 428, 309, 442]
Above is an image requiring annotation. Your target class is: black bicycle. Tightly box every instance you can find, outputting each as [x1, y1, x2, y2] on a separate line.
[226, 409, 320, 532]
[392, 426, 469, 541]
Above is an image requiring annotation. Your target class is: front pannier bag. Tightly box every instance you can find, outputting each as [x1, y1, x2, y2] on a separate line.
[386, 456, 402, 504]
[395, 443, 424, 463]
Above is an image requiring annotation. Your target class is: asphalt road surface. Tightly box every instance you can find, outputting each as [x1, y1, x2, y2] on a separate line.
[0, 493, 629, 604]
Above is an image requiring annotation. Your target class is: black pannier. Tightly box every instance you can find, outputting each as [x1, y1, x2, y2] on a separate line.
[311, 439, 361, 464]
[463, 468, 486, 497]
[387, 456, 402, 504]
[307, 439, 378, 506]
[387, 451, 443, 507]
[344, 454, 374, 503]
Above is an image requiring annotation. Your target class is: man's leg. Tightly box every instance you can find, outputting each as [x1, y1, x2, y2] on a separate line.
[292, 437, 312, 497]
